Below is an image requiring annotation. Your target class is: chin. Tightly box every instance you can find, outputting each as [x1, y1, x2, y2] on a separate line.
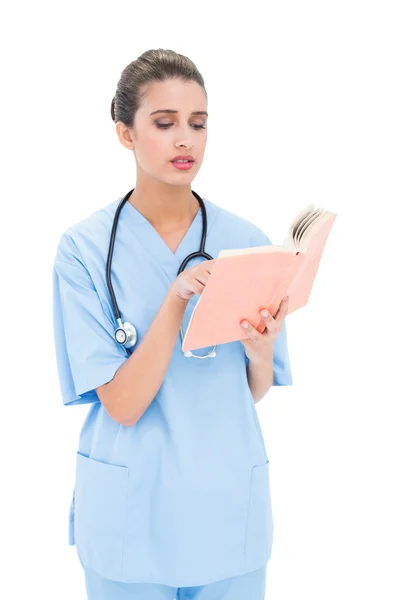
[162, 173, 198, 187]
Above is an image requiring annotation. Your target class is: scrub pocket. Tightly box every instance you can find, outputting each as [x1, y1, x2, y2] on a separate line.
[244, 459, 273, 569]
[74, 451, 129, 581]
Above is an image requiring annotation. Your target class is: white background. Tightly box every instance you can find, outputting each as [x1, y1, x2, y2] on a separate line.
[1, 1, 399, 598]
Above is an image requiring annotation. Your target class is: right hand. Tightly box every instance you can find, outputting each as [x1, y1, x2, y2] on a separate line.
[168, 259, 217, 303]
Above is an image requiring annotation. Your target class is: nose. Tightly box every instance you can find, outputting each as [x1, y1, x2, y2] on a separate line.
[176, 141, 193, 149]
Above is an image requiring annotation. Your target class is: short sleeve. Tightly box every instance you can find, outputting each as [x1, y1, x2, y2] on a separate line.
[244, 226, 293, 386]
[270, 318, 293, 386]
[52, 235, 129, 406]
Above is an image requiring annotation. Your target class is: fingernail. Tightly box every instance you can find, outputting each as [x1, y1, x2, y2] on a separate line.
[261, 309, 269, 317]
[241, 321, 249, 328]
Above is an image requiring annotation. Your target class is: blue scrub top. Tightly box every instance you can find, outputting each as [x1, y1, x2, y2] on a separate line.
[52, 193, 293, 587]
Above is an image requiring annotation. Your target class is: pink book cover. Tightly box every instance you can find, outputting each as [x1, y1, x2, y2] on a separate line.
[181, 206, 337, 353]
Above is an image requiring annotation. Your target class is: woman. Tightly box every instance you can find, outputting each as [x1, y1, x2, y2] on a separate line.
[52, 48, 292, 600]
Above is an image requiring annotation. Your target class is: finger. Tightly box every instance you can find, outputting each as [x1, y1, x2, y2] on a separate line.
[240, 319, 260, 341]
[260, 308, 275, 326]
[259, 309, 279, 336]
[274, 296, 289, 322]
[204, 260, 216, 274]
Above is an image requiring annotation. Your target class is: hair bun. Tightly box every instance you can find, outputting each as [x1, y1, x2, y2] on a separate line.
[111, 96, 116, 122]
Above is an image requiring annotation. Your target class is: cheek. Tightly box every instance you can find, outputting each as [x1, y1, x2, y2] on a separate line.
[136, 133, 167, 167]
[196, 132, 207, 157]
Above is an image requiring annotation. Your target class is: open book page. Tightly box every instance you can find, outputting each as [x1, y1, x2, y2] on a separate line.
[285, 212, 337, 311]
[295, 207, 324, 248]
[282, 204, 316, 249]
[299, 210, 336, 251]
[283, 205, 336, 252]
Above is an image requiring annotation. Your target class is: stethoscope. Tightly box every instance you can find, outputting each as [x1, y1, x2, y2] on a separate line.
[106, 188, 217, 359]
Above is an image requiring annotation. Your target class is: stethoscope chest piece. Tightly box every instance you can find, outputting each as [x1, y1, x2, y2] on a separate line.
[114, 318, 137, 348]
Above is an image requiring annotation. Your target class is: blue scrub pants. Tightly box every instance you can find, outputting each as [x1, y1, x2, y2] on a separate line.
[79, 559, 267, 599]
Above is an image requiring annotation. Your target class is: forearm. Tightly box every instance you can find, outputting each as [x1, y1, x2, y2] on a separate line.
[100, 291, 188, 426]
[246, 349, 274, 403]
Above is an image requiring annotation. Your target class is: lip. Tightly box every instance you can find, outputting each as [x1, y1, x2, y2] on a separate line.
[171, 155, 194, 162]
[171, 160, 194, 171]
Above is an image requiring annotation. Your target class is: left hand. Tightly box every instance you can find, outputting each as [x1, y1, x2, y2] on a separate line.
[239, 296, 289, 365]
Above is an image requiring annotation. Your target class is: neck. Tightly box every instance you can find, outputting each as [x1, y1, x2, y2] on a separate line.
[128, 182, 199, 231]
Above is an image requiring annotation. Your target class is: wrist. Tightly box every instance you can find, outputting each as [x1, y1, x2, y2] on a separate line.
[166, 290, 189, 310]
[248, 347, 274, 367]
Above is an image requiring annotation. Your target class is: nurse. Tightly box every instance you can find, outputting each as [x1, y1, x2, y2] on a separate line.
[52, 48, 293, 600]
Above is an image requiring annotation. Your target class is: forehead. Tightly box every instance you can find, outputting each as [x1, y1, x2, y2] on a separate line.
[138, 79, 207, 116]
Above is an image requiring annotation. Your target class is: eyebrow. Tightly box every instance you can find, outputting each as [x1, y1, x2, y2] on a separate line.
[149, 109, 208, 117]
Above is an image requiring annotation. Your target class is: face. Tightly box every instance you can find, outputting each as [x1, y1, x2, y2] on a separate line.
[116, 78, 208, 186]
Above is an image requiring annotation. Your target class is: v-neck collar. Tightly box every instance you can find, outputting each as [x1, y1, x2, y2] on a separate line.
[118, 193, 216, 284]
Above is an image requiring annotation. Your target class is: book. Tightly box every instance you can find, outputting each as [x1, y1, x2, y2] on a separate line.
[181, 204, 337, 353]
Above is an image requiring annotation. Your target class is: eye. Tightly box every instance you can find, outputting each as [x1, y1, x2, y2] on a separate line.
[156, 123, 206, 130]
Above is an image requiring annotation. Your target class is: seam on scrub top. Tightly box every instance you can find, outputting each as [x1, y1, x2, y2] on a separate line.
[120, 467, 130, 581]
[60, 232, 90, 273]
[242, 466, 254, 566]
[206, 203, 221, 239]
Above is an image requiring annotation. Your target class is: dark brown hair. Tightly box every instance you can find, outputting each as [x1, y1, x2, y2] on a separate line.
[110, 49, 207, 128]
